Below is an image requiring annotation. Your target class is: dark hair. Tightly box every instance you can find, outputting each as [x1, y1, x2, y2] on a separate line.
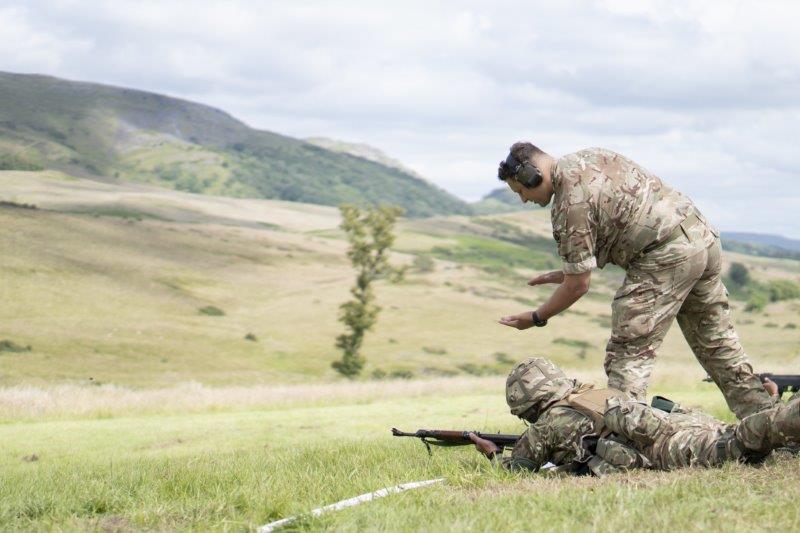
[497, 141, 545, 183]
[509, 142, 543, 166]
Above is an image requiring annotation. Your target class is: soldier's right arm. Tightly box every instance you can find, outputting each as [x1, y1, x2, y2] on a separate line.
[502, 408, 598, 472]
[500, 419, 553, 472]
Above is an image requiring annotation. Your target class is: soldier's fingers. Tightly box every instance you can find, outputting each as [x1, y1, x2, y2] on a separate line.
[762, 378, 779, 397]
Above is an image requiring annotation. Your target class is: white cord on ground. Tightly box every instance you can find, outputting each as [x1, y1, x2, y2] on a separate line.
[258, 478, 444, 532]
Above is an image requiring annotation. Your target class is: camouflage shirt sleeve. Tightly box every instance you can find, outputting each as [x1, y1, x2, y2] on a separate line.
[500, 417, 552, 472]
[552, 167, 598, 275]
[501, 408, 596, 472]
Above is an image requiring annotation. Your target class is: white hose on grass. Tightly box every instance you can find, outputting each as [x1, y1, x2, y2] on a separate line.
[258, 478, 444, 532]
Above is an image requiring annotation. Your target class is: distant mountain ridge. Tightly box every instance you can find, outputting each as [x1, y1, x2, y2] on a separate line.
[0, 71, 470, 217]
[471, 186, 534, 214]
[723, 232, 800, 252]
[721, 232, 800, 261]
[304, 137, 425, 179]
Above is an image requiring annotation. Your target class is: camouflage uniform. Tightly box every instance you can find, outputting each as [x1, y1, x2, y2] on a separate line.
[551, 148, 773, 418]
[501, 358, 800, 474]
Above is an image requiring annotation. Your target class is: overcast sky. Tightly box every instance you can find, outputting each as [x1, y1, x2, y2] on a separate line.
[2, 0, 799, 237]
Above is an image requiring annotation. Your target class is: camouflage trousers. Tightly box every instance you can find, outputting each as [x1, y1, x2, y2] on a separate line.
[605, 219, 774, 419]
[603, 398, 800, 470]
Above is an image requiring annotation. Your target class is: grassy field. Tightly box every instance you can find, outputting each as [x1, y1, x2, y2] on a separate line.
[2, 170, 799, 530]
[2, 378, 799, 531]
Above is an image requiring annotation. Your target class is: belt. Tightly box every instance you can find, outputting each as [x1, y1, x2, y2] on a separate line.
[641, 211, 701, 255]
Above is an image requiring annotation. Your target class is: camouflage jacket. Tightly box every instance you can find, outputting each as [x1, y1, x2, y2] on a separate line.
[551, 148, 695, 274]
[502, 406, 596, 471]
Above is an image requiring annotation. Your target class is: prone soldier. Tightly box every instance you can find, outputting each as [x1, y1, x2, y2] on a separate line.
[469, 357, 799, 474]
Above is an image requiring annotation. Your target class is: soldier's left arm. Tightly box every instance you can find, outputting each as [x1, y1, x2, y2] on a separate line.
[535, 271, 591, 320]
[500, 186, 597, 329]
[499, 271, 590, 329]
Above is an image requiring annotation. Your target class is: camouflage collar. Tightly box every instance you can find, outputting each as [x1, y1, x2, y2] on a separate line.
[550, 158, 562, 189]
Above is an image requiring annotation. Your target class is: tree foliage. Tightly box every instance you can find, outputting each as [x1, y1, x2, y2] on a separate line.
[725, 262, 800, 313]
[728, 262, 750, 286]
[332, 205, 405, 378]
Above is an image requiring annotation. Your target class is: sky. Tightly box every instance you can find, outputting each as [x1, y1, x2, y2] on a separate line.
[1, 0, 799, 237]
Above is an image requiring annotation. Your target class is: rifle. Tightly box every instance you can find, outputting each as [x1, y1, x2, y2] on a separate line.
[703, 373, 800, 397]
[391, 427, 521, 455]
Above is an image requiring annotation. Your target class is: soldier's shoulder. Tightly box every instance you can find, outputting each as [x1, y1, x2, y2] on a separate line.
[542, 403, 595, 427]
[556, 147, 615, 179]
[559, 147, 618, 165]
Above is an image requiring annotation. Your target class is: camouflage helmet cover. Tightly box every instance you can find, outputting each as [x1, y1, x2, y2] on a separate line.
[506, 357, 577, 421]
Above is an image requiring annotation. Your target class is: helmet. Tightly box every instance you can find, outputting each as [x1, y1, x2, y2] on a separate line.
[506, 357, 576, 422]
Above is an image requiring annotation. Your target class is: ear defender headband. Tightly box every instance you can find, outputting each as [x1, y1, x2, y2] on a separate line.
[497, 152, 543, 188]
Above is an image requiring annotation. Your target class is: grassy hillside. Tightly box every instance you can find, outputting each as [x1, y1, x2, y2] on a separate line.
[305, 136, 426, 179]
[1, 170, 797, 387]
[471, 186, 534, 214]
[0, 72, 470, 217]
[724, 232, 800, 252]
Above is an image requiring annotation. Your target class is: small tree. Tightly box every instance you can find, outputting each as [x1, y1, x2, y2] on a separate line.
[729, 262, 750, 286]
[412, 254, 435, 273]
[332, 205, 404, 378]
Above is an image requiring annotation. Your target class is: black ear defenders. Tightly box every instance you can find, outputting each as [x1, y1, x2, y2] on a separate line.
[498, 152, 543, 188]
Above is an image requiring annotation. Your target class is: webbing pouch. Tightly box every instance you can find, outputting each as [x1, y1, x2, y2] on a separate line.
[651, 395, 676, 413]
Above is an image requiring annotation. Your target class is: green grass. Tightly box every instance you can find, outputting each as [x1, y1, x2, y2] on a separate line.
[199, 305, 226, 317]
[0, 339, 32, 353]
[429, 234, 559, 278]
[1, 384, 798, 531]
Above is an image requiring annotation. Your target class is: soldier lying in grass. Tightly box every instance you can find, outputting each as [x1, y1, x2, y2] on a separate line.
[469, 357, 798, 475]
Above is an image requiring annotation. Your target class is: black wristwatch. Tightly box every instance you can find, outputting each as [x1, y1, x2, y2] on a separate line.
[531, 311, 548, 327]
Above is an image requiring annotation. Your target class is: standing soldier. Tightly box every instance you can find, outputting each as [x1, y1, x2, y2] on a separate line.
[496, 142, 775, 418]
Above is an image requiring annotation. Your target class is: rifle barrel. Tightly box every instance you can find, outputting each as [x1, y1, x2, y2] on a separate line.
[703, 373, 800, 395]
[391, 428, 520, 447]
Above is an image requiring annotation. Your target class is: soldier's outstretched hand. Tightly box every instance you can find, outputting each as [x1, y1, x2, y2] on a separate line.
[527, 270, 565, 286]
[499, 311, 534, 330]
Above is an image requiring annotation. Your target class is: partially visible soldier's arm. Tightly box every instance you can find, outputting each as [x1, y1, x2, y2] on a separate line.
[499, 271, 590, 329]
[535, 271, 591, 321]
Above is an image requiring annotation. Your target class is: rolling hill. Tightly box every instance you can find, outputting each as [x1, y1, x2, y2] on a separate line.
[0, 71, 470, 217]
[471, 186, 532, 214]
[1, 170, 797, 386]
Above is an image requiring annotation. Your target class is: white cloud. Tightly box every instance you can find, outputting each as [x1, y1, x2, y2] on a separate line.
[1, 0, 799, 237]
[0, 5, 92, 70]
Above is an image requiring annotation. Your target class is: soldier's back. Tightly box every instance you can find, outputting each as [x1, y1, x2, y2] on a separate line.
[553, 147, 694, 269]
